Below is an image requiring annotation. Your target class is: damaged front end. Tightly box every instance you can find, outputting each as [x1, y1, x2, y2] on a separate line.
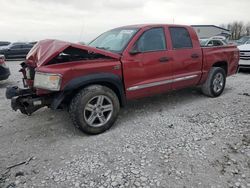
[6, 86, 51, 115]
[5, 60, 60, 115]
[5, 59, 48, 115]
[5, 39, 121, 115]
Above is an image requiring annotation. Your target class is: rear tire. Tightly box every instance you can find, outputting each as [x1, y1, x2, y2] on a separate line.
[69, 85, 120, 135]
[201, 67, 226, 97]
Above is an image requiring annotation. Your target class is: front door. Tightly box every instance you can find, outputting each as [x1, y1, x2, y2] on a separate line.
[122, 27, 173, 99]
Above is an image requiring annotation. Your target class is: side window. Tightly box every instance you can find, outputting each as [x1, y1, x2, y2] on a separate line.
[136, 28, 166, 52]
[208, 40, 213, 46]
[23, 44, 33, 48]
[213, 40, 223, 46]
[11, 45, 22, 49]
[169, 27, 193, 49]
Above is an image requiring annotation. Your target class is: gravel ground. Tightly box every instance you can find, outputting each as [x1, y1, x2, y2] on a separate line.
[0, 61, 249, 188]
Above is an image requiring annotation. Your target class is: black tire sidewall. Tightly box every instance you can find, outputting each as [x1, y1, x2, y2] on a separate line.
[73, 86, 120, 134]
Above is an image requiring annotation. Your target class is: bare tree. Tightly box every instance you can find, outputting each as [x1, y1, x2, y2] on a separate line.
[246, 22, 250, 36]
[237, 21, 244, 39]
[222, 21, 250, 40]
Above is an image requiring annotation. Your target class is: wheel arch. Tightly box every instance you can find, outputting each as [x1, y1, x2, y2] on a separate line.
[212, 61, 228, 75]
[51, 73, 126, 109]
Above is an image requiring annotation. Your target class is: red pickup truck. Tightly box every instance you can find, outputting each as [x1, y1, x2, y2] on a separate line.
[6, 24, 239, 134]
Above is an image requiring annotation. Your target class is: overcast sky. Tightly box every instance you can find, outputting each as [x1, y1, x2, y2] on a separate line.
[0, 0, 249, 43]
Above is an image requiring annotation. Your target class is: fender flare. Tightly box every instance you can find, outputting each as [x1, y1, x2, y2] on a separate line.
[50, 73, 126, 109]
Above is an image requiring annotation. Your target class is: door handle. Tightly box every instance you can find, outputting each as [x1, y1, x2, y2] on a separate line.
[159, 57, 170, 63]
[191, 54, 199, 59]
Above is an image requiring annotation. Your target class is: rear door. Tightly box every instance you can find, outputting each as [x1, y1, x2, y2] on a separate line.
[167, 26, 203, 90]
[122, 27, 174, 99]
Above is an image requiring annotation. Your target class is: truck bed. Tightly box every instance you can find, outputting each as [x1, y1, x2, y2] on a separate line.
[200, 45, 239, 84]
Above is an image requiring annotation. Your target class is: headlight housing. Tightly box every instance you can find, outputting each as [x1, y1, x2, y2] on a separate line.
[34, 72, 62, 91]
[26, 68, 31, 79]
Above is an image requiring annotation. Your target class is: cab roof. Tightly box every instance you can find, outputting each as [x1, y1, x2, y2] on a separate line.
[116, 24, 191, 29]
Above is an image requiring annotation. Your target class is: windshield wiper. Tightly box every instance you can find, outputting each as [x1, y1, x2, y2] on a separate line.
[96, 46, 110, 50]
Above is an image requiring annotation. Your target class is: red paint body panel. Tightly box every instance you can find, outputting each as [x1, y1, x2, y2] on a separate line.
[165, 26, 203, 90]
[22, 24, 239, 101]
[37, 59, 122, 90]
[121, 26, 173, 99]
[198, 45, 239, 85]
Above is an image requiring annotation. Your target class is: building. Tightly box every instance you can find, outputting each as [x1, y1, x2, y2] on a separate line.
[191, 25, 231, 39]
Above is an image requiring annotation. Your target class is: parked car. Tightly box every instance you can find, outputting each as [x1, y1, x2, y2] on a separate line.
[236, 36, 250, 46]
[29, 41, 37, 45]
[0, 55, 10, 81]
[78, 42, 86, 45]
[200, 38, 227, 47]
[238, 44, 250, 69]
[0, 41, 11, 47]
[210, 36, 227, 40]
[6, 24, 239, 134]
[0, 43, 34, 59]
[0, 41, 11, 50]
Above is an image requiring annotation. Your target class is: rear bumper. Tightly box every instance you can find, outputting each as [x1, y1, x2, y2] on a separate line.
[0, 66, 10, 81]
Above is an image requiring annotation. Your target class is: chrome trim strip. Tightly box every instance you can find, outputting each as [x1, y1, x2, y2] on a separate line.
[127, 75, 198, 91]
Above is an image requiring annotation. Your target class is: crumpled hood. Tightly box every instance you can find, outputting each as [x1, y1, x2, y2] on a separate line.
[26, 39, 121, 67]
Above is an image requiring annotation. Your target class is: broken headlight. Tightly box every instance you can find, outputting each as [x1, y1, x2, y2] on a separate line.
[34, 72, 62, 91]
[26, 68, 31, 79]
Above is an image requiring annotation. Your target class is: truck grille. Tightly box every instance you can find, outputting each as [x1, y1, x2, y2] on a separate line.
[240, 50, 250, 60]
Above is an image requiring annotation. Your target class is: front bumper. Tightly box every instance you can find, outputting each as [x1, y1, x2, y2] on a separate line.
[239, 59, 250, 69]
[6, 86, 51, 115]
[0, 66, 10, 81]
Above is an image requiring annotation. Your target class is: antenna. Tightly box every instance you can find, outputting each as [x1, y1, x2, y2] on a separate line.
[79, 19, 85, 42]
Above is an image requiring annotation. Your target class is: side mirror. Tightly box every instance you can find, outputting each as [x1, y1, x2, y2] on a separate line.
[129, 44, 141, 55]
[207, 43, 213, 47]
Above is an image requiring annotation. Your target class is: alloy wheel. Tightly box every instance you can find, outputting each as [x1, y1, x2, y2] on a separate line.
[84, 95, 113, 127]
[212, 72, 224, 93]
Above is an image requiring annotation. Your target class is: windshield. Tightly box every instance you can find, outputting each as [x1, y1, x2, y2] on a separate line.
[238, 36, 250, 43]
[88, 28, 139, 53]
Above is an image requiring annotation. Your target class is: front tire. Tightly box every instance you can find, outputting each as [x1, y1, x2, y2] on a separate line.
[69, 85, 120, 134]
[201, 67, 226, 97]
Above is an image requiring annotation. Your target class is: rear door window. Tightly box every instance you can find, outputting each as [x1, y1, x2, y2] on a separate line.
[169, 27, 193, 49]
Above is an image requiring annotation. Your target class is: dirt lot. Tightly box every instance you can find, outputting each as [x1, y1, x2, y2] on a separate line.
[0, 61, 249, 188]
